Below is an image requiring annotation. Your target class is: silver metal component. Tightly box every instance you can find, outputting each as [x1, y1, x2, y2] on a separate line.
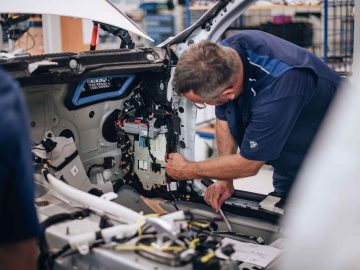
[69, 59, 78, 69]
[259, 195, 284, 215]
[219, 208, 232, 232]
[146, 53, 155, 62]
[224, 197, 259, 210]
[159, 82, 165, 91]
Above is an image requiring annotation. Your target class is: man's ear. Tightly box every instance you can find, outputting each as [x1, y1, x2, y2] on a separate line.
[220, 88, 236, 100]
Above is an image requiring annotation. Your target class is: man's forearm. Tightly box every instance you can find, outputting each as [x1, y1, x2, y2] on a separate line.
[216, 119, 238, 156]
[214, 119, 238, 183]
[187, 154, 264, 180]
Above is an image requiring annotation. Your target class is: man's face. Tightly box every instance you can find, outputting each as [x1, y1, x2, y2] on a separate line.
[183, 71, 243, 107]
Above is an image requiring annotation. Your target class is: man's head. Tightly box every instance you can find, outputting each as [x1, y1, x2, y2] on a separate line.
[173, 40, 243, 106]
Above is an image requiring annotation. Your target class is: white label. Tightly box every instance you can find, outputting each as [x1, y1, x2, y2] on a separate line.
[70, 165, 79, 176]
[216, 238, 281, 268]
[170, 182, 177, 191]
[143, 161, 148, 170]
[138, 160, 148, 171]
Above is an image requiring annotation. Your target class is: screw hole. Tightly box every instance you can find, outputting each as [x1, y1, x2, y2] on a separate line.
[179, 141, 186, 149]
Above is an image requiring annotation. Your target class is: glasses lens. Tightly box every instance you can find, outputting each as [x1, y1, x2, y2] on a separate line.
[193, 103, 206, 109]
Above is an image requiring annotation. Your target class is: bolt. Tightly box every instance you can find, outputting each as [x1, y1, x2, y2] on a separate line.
[205, 24, 211, 31]
[187, 39, 194, 46]
[146, 54, 155, 62]
[69, 59, 78, 69]
[159, 82, 164, 91]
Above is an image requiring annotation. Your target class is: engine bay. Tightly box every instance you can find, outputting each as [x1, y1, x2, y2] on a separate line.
[4, 47, 200, 202]
[0, 1, 287, 269]
[0, 47, 283, 269]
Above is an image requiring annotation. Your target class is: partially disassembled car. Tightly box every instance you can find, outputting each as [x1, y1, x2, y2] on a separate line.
[0, 1, 285, 269]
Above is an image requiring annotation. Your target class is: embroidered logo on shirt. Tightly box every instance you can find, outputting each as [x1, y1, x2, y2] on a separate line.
[249, 140, 258, 150]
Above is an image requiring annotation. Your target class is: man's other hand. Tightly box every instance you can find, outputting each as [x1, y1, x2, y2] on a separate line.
[204, 181, 234, 212]
[165, 153, 191, 180]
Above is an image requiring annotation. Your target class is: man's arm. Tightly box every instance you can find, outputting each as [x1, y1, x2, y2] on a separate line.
[0, 239, 37, 270]
[188, 154, 264, 180]
[166, 119, 264, 180]
[204, 119, 237, 211]
[216, 118, 238, 158]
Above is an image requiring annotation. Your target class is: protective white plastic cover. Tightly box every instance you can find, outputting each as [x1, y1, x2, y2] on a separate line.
[0, 0, 153, 41]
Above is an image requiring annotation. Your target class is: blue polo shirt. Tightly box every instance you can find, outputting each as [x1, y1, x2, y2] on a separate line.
[0, 68, 39, 244]
[216, 31, 342, 194]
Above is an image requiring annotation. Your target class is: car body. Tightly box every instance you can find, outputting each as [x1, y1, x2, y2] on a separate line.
[0, 1, 286, 269]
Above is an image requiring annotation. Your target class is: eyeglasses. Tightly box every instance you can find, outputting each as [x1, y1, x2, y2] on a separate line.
[192, 91, 224, 110]
[193, 103, 207, 109]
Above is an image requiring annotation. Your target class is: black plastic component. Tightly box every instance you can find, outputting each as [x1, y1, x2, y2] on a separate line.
[142, 76, 170, 105]
[41, 138, 57, 153]
[0, 48, 168, 86]
[99, 24, 135, 49]
[103, 157, 115, 169]
[221, 244, 235, 257]
[151, 162, 162, 173]
[169, 116, 181, 135]
[99, 216, 114, 229]
[123, 91, 145, 116]
[209, 221, 219, 231]
[59, 129, 75, 141]
[102, 109, 120, 143]
[88, 188, 104, 197]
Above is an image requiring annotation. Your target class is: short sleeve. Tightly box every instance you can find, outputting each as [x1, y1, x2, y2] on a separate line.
[240, 69, 316, 161]
[215, 103, 227, 120]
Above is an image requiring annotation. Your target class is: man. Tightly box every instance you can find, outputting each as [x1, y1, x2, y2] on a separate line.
[0, 68, 39, 270]
[166, 30, 342, 212]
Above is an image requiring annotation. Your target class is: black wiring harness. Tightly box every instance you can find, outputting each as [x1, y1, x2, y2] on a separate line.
[112, 86, 189, 206]
[37, 209, 92, 270]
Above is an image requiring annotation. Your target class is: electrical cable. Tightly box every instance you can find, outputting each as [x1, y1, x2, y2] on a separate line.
[145, 119, 157, 163]
[32, 147, 45, 151]
[37, 209, 92, 270]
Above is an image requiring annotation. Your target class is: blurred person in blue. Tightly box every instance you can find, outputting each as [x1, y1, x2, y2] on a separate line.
[0, 68, 38, 270]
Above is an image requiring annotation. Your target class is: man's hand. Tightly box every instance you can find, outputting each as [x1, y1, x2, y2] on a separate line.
[204, 181, 234, 212]
[165, 153, 192, 180]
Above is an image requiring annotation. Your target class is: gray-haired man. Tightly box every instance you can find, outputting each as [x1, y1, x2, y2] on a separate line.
[165, 30, 342, 212]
